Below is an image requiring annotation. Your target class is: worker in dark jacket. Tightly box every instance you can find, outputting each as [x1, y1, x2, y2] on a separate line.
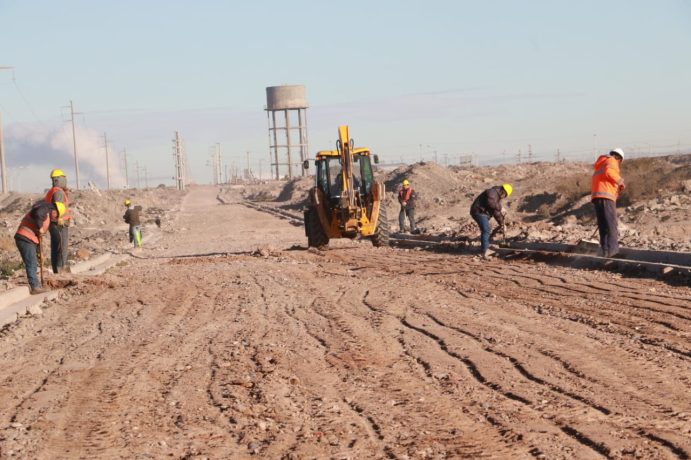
[15, 201, 65, 294]
[470, 184, 512, 258]
[398, 179, 418, 234]
[123, 199, 142, 248]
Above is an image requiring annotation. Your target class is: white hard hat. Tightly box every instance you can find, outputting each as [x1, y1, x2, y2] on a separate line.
[610, 148, 624, 160]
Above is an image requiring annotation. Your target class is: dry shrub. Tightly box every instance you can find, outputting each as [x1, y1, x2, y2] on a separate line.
[0, 257, 22, 279]
[617, 156, 690, 206]
[0, 235, 15, 253]
[554, 173, 590, 204]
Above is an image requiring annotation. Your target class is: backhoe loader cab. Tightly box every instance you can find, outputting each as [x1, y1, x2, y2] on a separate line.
[303, 126, 389, 248]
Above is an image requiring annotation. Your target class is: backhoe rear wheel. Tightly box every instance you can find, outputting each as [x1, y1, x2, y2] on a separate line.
[305, 208, 329, 248]
[371, 204, 390, 247]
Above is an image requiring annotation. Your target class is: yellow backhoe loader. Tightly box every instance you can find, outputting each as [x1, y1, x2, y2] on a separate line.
[303, 125, 389, 248]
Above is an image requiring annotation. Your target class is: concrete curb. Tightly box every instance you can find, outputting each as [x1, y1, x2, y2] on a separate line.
[0, 291, 59, 328]
[0, 227, 163, 328]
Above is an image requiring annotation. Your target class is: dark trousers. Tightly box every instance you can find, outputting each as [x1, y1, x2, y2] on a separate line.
[593, 198, 619, 257]
[49, 223, 69, 273]
[15, 236, 40, 289]
[399, 207, 416, 232]
[471, 213, 491, 252]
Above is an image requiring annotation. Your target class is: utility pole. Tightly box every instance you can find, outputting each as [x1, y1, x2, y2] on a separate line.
[517, 149, 522, 164]
[246, 151, 251, 181]
[216, 143, 222, 185]
[123, 148, 129, 188]
[0, 112, 6, 193]
[102, 133, 111, 190]
[528, 144, 533, 163]
[0, 66, 13, 194]
[143, 166, 148, 189]
[135, 160, 141, 189]
[556, 148, 561, 163]
[69, 100, 81, 190]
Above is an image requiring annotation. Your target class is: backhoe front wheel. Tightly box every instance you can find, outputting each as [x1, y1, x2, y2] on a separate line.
[304, 208, 329, 248]
[371, 204, 390, 247]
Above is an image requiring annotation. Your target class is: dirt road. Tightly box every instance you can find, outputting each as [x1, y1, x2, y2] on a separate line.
[0, 186, 689, 459]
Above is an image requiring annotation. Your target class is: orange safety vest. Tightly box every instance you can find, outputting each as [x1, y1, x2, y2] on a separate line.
[44, 186, 71, 222]
[591, 155, 623, 201]
[15, 212, 47, 244]
[399, 187, 413, 202]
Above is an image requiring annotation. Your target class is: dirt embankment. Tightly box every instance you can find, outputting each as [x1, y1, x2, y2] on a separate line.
[235, 154, 691, 252]
[0, 186, 184, 290]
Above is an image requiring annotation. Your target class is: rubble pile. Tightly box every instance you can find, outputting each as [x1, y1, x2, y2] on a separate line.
[266, 154, 691, 253]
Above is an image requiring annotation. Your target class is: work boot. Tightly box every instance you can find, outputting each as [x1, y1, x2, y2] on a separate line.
[482, 249, 494, 260]
[30, 286, 50, 295]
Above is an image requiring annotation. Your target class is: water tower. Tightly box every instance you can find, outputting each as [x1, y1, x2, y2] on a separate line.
[265, 85, 309, 179]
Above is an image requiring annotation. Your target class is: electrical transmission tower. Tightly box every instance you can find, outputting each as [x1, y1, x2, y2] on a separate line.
[173, 131, 186, 191]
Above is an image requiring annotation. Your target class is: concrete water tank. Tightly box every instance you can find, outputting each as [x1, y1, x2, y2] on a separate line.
[266, 85, 308, 110]
[265, 85, 309, 179]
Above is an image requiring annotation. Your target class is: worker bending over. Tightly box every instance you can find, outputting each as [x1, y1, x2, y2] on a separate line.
[591, 148, 625, 258]
[15, 201, 65, 294]
[470, 184, 512, 259]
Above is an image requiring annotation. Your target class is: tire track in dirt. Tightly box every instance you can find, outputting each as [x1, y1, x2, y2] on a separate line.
[282, 272, 525, 458]
[328, 250, 688, 458]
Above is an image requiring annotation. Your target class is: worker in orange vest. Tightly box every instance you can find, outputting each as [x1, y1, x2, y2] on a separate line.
[44, 169, 72, 273]
[15, 201, 65, 294]
[398, 179, 419, 234]
[591, 148, 625, 258]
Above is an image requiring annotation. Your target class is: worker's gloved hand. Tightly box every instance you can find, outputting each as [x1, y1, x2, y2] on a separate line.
[57, 218, 64, 226]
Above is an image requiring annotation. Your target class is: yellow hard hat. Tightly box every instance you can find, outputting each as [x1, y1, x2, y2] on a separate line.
[402, 179, 410, 187]
[124, 199, 131, 206]
[50, 169, 66, 178]
[502, 183, 513, 197]
[54, 202, 66, 218]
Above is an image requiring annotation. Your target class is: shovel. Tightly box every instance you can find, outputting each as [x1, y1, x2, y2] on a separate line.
[38, 236, 45, 286]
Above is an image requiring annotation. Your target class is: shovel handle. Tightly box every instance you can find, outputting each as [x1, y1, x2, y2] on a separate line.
[38, 237, 44, 285]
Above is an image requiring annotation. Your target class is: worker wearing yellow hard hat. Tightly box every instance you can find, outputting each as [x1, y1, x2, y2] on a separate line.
[469, 183, 513, 259]
[44, 168, 72, 273]
[123, 199, 142, 248]
[398, 178, 419, 234]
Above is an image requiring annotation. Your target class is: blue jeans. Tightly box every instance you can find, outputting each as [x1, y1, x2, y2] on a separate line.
[15, 236, 40, 289]
[471, 213, 491, 252]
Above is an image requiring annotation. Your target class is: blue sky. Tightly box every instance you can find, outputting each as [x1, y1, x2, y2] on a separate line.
[1, 0, 690, 191]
